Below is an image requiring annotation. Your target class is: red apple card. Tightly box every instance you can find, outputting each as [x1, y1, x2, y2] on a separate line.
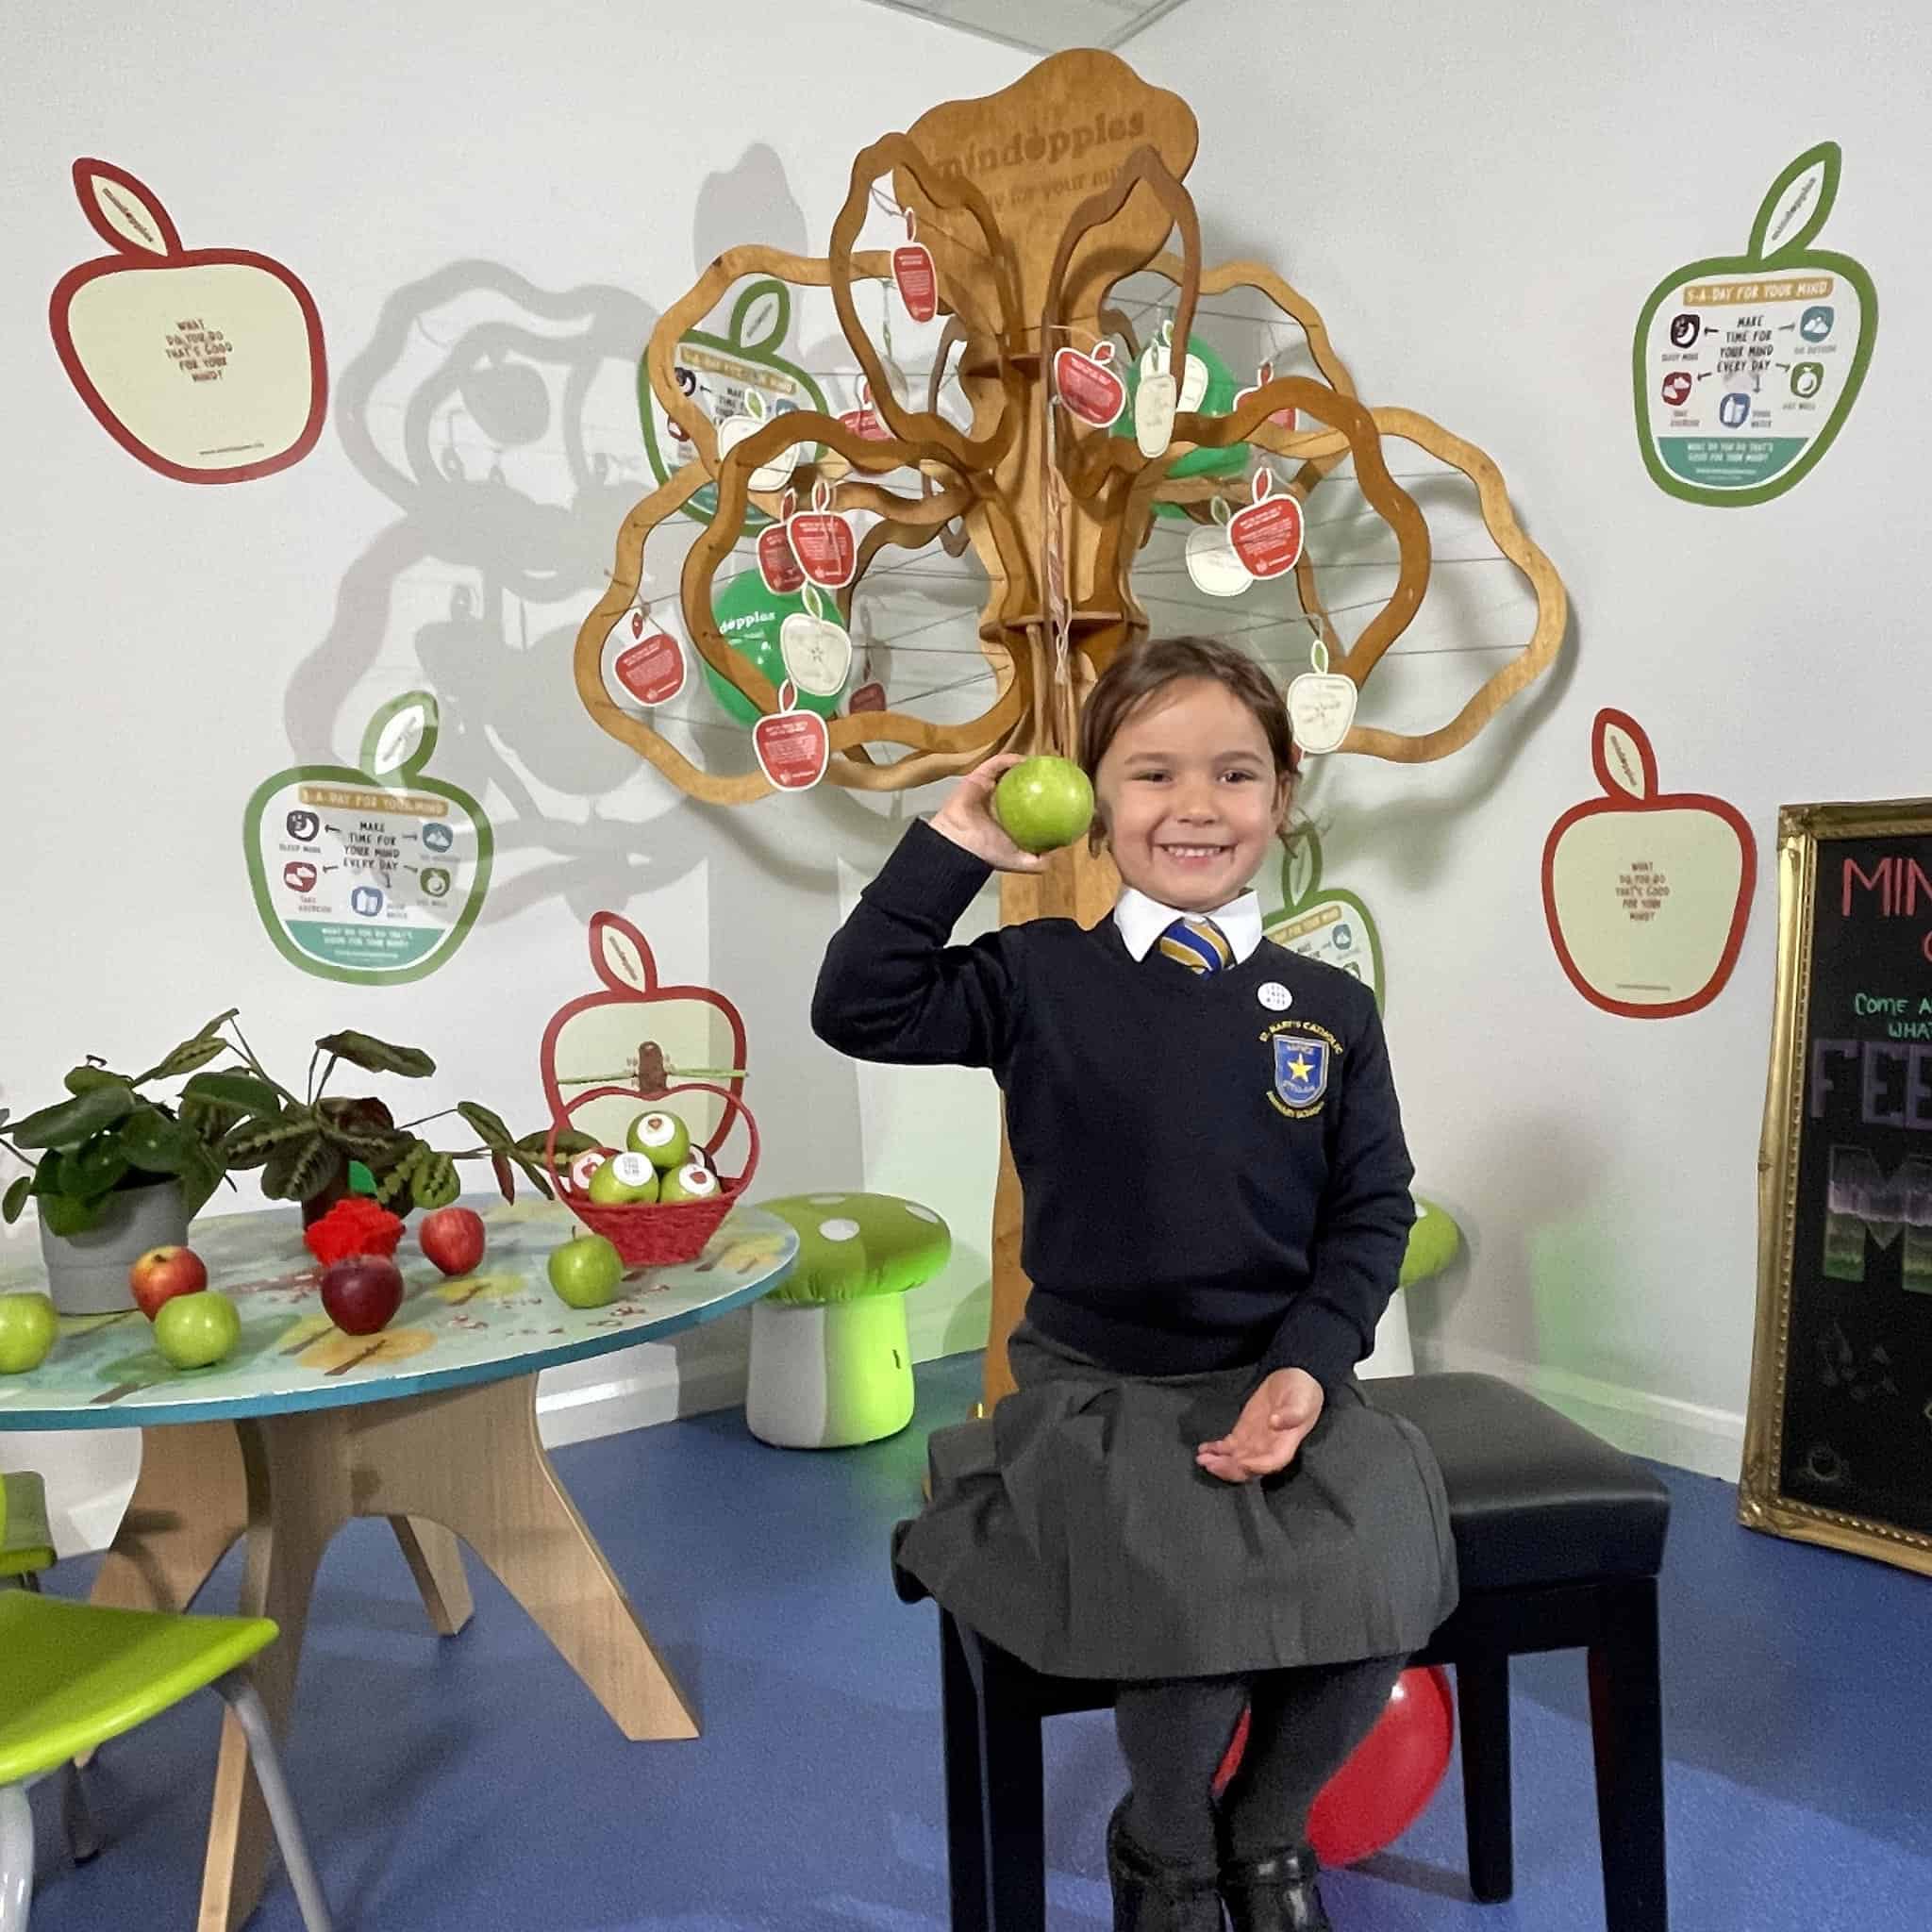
[754, 682, 831, 792]
[840, 377, 890, 442]
[892, 210, 938, 324]
[787, 479, 855, 589]
[1055, 341, 1125, 428]
[847, 679, 887, 713]
[1541, 708, 1757, 1020]
[1235, 358, 1298, 432]
[49, 158, 327, 485]
[1228, 468, 1305, 579]
[613, 608, 686, 707]
[758, 494, 805, 593]
[1285, 639, 1357, 755]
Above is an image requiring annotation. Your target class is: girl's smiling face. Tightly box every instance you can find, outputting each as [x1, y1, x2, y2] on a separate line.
[1093, 676, 1291, 913]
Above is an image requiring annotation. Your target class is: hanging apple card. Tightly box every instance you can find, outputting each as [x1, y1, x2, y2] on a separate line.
[839, 377, 890, 443]
[1055, 340, 1125, 428]
[243, 692, 493, 984]
[1185, 499, 1249, 598]
[758, 491, 806, 593]
[779, 582, 852, 698]
[48, 158, 328, 486]
[1286, 639, 1357, 756]
[847, 677, 887, 713]
[1228, 467, 1305, 578]
[716, 389, 807, 493]
[1541, 708, 1757, 1019]
[1235, 358, 1297, 433]
[754, 681, 831, 792]
[611, 606, 686, 707]
[786, 479, 856, 589]
[892, 209, 939, 324]
[1141, 318, 1209, 413]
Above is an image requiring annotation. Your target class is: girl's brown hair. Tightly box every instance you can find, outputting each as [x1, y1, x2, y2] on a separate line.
[1078, 634, 1300, 782]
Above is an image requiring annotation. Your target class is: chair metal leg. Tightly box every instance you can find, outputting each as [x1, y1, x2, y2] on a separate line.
[215, 1674, 333, 1932]
[1456, 1647, 1514, 1902]
[974, 1647, 1046, 1932]
[1587, 1581, 1669, 1932]
[940, 1615, 991, 1932]
[0, 1785, 32, 1932]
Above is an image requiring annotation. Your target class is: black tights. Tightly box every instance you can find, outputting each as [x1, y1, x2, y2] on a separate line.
[1113, 1656, 1407, 1869]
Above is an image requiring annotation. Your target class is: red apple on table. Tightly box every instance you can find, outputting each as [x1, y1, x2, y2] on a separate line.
[418, 1207, 487, 1278]
[128, 1243, 208, 1321]
[319, 1255, 406, 1336]
[48, 158, 326, 485]
[1541, 708, 1757, 1020]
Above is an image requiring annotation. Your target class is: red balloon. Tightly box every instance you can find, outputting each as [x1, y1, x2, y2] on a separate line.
[1211, 1667, 1456, 1869]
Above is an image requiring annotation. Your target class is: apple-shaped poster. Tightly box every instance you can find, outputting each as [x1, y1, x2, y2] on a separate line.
[758, 492, 806, 593]
[753, 681, 831, 793]
[706, 571, 849, 726]
[607, 605, 686, 708]
[1541, 708, 1757, 1019]
[892, 210, 939, 325]
[48, 158, 326, 484]
[243, 692, 493, 984]
[1228, 466, 1305, 580]
[1055, 340, 1125, 428]
[638, 277, 828, 528]
[1634, 142, 1876, 508]
[539, 908, 748, 1160]
[780, 583, 853, 698]
[1263, 826, 1385, 1007]
[1185, 500, 1249, 598]
[1286, 639, 1357, 756]
[786, 480, 857, 589]
[717, 388, 809, 494]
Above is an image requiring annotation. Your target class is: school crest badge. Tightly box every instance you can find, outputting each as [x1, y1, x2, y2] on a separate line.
[1273, 1035, 1330, 1110]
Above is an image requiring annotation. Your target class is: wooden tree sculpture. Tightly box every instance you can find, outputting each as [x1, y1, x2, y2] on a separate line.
[574, 50, 1567, 1407]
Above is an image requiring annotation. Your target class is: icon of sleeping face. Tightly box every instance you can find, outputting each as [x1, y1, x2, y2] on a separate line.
[1669, 313, 1701, 349]
[286, 809, 320, 841]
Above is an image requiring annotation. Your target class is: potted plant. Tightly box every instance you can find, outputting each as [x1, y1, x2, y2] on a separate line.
[1, 1009, 240, 1313]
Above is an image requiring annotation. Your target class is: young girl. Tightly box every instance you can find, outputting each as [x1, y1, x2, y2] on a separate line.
[813, 635, 1457, 1932]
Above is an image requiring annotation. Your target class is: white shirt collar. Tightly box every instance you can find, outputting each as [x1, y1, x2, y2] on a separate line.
[1113, 886, 1265, 965]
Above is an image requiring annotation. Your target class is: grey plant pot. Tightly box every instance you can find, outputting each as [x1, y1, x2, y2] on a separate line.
[38, 1179, 191, 1315]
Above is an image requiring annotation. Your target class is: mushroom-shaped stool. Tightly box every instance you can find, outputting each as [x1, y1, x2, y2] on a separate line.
[745, 1192, 951, 1449]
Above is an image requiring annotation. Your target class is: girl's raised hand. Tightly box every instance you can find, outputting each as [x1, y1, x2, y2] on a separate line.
[1196, 1367, 1325, 1484]
[930, 753, 1051, 874]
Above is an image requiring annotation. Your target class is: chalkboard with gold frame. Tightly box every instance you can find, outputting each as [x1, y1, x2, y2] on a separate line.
[1741, 797, 1932, 1577]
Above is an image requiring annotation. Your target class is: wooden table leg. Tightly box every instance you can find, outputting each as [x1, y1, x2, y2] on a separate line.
[89, 1423, 245, 1615]
[350, 1374, 699, 1741]
[388, 1516, 474, 1635]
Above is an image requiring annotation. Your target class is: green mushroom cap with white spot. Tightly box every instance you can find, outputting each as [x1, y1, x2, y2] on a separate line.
[756, 1192, 952, 1306]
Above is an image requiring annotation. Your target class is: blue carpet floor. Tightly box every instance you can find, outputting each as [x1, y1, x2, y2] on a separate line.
[22, 1352, 1932, 1930]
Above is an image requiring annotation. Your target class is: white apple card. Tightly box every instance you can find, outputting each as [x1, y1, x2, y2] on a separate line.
[1286, 640, 1357, 755]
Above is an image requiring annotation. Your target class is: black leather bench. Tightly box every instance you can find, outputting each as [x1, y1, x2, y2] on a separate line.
[910, 1372, 1674, 1931]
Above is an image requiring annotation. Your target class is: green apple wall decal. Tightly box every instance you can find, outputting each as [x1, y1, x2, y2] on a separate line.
[639, 278, 830, 529]
[1263, 825, 1385, 1008]
[1633, 142, 1876, 507]
[243, 692, 494, 984]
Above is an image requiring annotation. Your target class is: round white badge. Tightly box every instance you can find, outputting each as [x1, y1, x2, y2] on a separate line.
[1257, 982, 1293, 1011]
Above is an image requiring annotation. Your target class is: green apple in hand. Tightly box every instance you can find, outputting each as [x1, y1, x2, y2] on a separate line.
[993, 757, 1095, 856]
[588, 1152, 658, 1205]
[625, 1109, 691, 1172]
[547, 1233, 625, 1308]
[0, 1291, 58, 1374]
[154, 1291, 241, 1370]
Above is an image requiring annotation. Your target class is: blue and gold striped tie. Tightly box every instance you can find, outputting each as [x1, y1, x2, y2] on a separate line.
[1157, 916, 1233, 975]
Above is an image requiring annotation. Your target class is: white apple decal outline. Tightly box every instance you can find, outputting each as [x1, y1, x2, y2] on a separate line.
[1541, 708, 1757, 1019]
[48, 158, 326, 484]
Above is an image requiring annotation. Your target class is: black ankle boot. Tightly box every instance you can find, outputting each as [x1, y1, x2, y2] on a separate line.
[1108, 1801, 1226, 1932]
[1219, 1843, 1332, 1932]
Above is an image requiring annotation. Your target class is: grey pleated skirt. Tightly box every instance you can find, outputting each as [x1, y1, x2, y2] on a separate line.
[893, 1319, 1460, 1682]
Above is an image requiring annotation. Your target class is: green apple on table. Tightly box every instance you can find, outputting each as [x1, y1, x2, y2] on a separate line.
[993, 757, 1094, 856]
[547, 1233, 625, 1308]
[0, 1291, 58, 1374]
[154, 1290, 242, 1370]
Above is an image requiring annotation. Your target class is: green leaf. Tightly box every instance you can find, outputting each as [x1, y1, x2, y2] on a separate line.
[133, 1035, 231, 1083]
[3, 1174, 30, 1224]
[39, 1192, 101, 1238]
[312, 1031, 436, 1079]
[63, 1064, 127, 1096]
[219, 1112, 321, 1173]
[262, 1136, 345, 1204]
[115, 1107, 197, 1177]
[178, 1145, 225, 1220]
[10, 1083, 136, 1150]
[407, 1149, 460, 1210]
[179, 1096, 247, 1147]
[319, 1119, 416, 1166]
[491, 1152, 516, 1204]
[182, 1070, 283, 1118]
[515, 1127, 598, 1158]
[456, 1100, 515, 1149]
[68, 1136, 131, 1194]
[1750, 141, 1841, 262]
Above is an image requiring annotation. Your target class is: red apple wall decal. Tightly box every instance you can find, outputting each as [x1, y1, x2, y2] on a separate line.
[1541, 708, 1757, 1019]
[49, 158, 326, 484]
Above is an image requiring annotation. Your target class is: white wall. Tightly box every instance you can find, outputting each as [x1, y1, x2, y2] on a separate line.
[0, 0, 1023, 1551]
[1129, 0, 1931, 1470]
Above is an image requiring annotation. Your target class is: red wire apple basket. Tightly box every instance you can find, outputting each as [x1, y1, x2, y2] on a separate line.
[544, 1080, 759, 1268]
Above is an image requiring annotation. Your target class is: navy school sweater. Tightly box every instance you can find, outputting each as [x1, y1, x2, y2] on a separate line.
[810, 820, 1416, 1391]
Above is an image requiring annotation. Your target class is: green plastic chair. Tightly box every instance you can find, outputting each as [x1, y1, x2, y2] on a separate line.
[0, 1592, 332, 1931]
[0, 1476, 54, 1586]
